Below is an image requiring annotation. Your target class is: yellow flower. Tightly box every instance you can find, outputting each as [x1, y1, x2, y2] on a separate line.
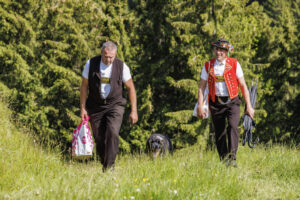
[143, 178, 149, 182]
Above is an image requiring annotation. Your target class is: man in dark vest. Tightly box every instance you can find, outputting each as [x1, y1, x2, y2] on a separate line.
[80, 41, 138, 172]
[197, 38, 254, 167]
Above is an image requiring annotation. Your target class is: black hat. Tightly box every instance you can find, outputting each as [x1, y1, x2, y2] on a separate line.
[212, 38, 233, 51]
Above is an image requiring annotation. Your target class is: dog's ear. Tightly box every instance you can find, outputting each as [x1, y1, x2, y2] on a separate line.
[146, 137, 152, 152]
[147, 136, 153, 144]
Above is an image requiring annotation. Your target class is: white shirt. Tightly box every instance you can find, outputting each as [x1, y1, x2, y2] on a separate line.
[82, 59, 132, 98]
[200, 59, 243, 96]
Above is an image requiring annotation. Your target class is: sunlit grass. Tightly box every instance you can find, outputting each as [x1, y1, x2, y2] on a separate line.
[0, 99, 299, 200]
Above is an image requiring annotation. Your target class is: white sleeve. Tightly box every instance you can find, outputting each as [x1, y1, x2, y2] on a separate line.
[122, 63, 132, 82]
[200, 65, 208, 81]
[236, 61, 244, 78]
[82, 59, 90, 79]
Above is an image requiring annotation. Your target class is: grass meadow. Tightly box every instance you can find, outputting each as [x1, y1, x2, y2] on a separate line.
[1, 99, 300, 200]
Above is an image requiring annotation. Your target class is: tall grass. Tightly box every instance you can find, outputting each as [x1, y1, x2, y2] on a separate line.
[0, 98, 299, 199]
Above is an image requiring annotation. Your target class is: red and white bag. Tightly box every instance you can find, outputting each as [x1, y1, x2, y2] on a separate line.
[72, 118, 93, 159]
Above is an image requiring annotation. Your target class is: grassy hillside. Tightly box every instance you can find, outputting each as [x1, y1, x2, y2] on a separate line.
[0, 90, 300, 199]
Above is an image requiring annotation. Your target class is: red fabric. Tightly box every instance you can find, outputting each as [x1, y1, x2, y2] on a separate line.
[205, 57, 239, 102]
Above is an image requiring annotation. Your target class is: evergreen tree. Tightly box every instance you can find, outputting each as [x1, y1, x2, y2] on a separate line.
[252, 0, 300, 143]
[0, 0, 299, 154]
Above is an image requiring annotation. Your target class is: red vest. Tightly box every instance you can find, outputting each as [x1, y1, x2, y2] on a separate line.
[205, 57, 239, 102]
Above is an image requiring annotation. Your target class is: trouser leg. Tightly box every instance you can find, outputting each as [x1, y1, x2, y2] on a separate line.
[210, 102, 228, 160]
[226, 97, 241, 160]
[89, 111, 106, 164]
[102, 105, 124, 170]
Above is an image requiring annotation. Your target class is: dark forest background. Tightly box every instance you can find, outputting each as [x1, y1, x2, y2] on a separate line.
[0, 0, 299, 153]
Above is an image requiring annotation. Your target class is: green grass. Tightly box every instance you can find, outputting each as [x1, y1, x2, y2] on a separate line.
[1, 99, 300, 200]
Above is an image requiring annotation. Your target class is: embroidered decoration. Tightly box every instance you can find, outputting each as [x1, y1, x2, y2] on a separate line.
[215, 76, 225, 82]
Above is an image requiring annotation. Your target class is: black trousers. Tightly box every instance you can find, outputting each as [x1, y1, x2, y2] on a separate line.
[209, 96, 241, 160]
[88, 104, 124, 169]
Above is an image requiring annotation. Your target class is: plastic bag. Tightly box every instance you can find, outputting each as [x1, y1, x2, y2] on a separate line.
[72, 118, 94, 159]
[193, 85, 210, 119]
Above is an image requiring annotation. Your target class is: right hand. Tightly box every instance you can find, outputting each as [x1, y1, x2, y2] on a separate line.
[81, 108, 89, 121]
[196, 104, 207, 119]
[129, 110, 138, 125]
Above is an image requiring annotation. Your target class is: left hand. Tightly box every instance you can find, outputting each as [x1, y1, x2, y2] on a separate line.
[246, 105, 255, 119]
[129, 111, 138, 125]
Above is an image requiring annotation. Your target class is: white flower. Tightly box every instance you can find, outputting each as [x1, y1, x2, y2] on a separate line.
[130, 196, 135, 199]
[136, 188, 141, 192]
[174, 190, 178, 195]
[35, 190, 40, 195]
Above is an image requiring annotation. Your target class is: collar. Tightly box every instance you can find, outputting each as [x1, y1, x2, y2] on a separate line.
[215, 59, 226, 66]
[100, 61, 112, 68]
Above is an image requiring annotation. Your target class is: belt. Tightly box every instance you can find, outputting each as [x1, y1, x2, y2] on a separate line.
[216, 96, 231, 105]
[101, 77, 110, 84]
[215, 76, 225, 82]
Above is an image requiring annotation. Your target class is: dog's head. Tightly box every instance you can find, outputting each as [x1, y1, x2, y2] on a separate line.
[148, 135, 165, 159]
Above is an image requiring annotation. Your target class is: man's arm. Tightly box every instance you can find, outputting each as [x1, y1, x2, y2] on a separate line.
[197, 79, 208, 119]
[124, 78, 138, 125]
[238, 76, 255, 119]
[80, 78, 89, 121]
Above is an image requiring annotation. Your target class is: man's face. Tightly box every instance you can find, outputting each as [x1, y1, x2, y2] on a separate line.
[101, 48, 116, 65]
[214, 47, 228, 62]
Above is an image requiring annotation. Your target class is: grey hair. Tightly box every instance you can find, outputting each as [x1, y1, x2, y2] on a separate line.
[101, 41, 117, 52]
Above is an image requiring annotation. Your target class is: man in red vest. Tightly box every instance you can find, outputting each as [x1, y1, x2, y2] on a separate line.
[197, 38, 254, 167]
[80, 41, 138, 172]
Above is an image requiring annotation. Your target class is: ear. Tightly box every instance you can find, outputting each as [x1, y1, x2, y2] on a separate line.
[146, 138, 151, 150]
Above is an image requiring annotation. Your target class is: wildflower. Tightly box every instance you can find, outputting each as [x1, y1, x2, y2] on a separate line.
[173, 179, 177, 183]
[35, 190, 40, 195]
[169, 189, 178, 195]
[136, 188, 141, 192]
[142, 178, 149, 182]
[130, 196, 135, 199]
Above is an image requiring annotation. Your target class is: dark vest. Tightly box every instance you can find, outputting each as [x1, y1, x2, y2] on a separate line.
[86, 56, 126, 112]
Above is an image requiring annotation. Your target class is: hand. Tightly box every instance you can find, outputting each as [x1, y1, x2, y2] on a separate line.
[196, 104, 207, 120]
[129, 111, 138, 125]
[246, 106, 255, 119]
[81, 108, 89, 121]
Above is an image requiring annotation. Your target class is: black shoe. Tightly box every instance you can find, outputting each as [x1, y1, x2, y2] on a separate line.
[223, 159, 238, 168]
[228, 160, 238, 168]
[102, 165, 115, 173]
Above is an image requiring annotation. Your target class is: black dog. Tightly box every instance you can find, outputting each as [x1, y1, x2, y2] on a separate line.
[146, 133, 173, 159]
